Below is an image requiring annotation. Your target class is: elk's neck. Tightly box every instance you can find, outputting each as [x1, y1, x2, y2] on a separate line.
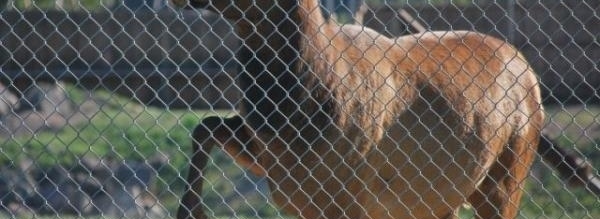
[235, 0, 336, 135]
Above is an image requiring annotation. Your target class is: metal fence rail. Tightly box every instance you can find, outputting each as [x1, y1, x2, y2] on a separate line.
[0, 0, 599, 218]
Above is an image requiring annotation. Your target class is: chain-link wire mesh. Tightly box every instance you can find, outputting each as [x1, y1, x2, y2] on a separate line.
[0, 0, 599, 218]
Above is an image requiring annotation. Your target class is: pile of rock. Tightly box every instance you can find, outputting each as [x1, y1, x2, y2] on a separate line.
[0, 157, 166, 218]
[0, 82, 78, 137]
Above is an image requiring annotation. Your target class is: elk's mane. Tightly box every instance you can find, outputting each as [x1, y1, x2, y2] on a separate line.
[233, 0, 348, 142]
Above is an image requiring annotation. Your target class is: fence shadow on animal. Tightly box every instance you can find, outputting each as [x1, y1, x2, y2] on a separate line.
[172, 0, 599, 219]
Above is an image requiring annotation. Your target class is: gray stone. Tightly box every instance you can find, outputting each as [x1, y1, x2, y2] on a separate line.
[0, 83, 18, 116]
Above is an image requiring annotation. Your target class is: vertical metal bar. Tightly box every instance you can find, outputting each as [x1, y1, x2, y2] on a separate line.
[507, 0, 515, 42]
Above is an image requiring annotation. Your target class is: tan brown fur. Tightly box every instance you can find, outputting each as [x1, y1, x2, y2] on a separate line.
[173, 1, 546, 219]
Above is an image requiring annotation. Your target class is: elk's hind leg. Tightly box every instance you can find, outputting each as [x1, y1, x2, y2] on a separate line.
[468, 135, 538, 219]
[177, 116, 264, 219]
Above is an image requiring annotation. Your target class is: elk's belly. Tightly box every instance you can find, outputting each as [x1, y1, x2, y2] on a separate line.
[358, 111, 505, 219]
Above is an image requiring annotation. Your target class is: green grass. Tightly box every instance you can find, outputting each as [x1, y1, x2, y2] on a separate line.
[0, 93, 201, 169]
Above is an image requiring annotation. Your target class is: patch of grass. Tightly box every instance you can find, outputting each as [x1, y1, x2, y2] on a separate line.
[0, 100, 197, 168]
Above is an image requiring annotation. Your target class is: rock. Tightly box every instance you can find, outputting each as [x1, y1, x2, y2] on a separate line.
[20, 82, 73, 117]
[0, 82, 18, 116]
[0, 82, 77, 137]
[0, 167, 33, 212]
[31, 165, 95, 215]
[0, 156, 166, 218]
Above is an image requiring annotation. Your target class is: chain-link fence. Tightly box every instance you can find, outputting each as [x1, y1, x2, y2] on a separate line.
[0, 0, 599, 218]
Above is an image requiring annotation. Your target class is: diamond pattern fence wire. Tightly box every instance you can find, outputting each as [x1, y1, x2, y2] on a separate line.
[0, 0, 599, 218]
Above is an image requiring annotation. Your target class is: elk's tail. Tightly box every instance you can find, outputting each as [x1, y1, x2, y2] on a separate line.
[538, 134, 600, 196]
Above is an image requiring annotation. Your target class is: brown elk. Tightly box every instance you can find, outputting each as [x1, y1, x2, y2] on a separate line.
[171, 0, 597, 218]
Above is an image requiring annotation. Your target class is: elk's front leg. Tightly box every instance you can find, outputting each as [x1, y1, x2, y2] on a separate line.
[177, 116, 264, 219]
